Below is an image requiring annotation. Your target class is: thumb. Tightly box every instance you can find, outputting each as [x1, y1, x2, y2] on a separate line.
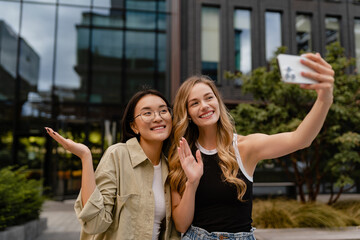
[195, 150, 203, 166]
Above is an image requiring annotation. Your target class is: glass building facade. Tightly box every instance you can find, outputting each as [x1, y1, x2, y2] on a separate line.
[0, 0, 169, 197]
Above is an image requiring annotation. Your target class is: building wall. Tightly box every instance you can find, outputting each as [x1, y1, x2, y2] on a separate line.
[179, 0, 360, 104]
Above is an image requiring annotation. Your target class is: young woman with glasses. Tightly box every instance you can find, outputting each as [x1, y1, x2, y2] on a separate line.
[45, 89, 180, 240]
[168, 53, 334, 239]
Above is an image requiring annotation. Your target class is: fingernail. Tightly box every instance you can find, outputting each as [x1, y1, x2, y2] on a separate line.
[53, 131, 56, 135]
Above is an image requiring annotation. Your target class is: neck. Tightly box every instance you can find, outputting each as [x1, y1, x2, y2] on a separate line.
[197, 124, 217, 150]
[139, 138, 163, 165]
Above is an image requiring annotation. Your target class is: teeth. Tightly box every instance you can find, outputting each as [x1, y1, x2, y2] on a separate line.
[201, 112, 213, 118]
[152, 126, 165, 130]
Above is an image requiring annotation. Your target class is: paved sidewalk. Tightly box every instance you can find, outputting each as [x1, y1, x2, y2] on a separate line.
[255, 227, 360, 240]
[36, 199, 360, 240]
[36, 200, 80, 240]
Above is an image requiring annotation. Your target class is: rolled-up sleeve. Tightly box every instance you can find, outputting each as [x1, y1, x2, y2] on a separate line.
[74, 150, 118, 235]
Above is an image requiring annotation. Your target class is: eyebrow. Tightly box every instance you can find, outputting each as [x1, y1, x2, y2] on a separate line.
[188, 92, 214, 103]
[139, 104, 167, 111]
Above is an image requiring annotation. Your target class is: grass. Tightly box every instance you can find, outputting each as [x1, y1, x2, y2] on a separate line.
[252, 198, 360, 229]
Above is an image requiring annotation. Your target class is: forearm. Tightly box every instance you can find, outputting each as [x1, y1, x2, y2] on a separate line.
[80, 153, 96, 206]
[294, 96, 332, 148]
[172, 182, 198, 233]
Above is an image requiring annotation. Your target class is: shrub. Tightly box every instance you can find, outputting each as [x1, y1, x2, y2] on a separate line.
[0, 166, 45, 231]
[332, 200, 360, 223]
[253, 199, 360, 228]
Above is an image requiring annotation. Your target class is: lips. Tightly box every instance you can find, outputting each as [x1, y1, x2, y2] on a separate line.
[151, 125, 166, 131]
[199, 111, 214, 118]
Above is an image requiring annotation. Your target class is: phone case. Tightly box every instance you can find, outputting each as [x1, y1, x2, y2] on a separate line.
[277, 54, 318, 84]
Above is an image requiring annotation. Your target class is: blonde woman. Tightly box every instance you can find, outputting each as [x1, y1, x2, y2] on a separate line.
[46, 89, 180, 239]
[168, 53, 334, 239]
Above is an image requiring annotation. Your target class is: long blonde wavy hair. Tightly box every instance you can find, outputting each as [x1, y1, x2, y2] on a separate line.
[168, 75, 247, 201]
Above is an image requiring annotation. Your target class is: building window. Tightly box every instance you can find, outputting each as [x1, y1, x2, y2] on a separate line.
[296, 14, 312, 53]
[325, 17, 340, 45]
[355, 19, 360, 73]
[265, 11, 282, 61]
[201, 6, 220, 83]
[234, 9, 251, 74]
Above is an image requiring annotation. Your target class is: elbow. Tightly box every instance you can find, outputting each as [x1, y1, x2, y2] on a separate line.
[299, 140, 313, 150]
[176, 225, 189, 234]
[82, 223, 110, 235]
[174, 221, 190, 233]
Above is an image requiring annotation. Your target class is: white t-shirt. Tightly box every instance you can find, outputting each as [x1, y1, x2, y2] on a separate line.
[152, 161, 166, 240]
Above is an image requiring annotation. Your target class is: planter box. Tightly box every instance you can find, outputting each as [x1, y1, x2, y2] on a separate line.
[0, 218, 47, 240]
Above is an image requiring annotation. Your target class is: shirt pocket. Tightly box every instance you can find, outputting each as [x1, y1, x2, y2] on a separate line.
[111, 193, 140, 236]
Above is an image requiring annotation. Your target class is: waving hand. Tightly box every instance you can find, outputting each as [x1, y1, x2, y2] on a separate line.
[178, 137, 203, 185]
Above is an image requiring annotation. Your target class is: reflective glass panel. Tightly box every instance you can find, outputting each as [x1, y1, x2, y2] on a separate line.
[94, 0, 122, 8]
[24, 0, 55, 3]
[20, 3, 55, 93]
[126, 10, 156, 30]
[91, 8, 124, 104]
[59, 0, 91, 7]
[265, 12, 282, 61]
[234, 9, 251, 74]
[19, 3, 56, 132]
[92, 8, 124, 28]
[0, 1, 20, 101]
[325, 17, 340, 45]
[156, 32, 167, 94]
[355, 19, 360, 73]
[127, 10, 166, 31]
[18, 136, 46, 171]
[0, 103, 14, 168]
[202, 6, 220, 82]
[90, 27, 123, 103]
[126, 0, 166, 12]
[125, 31, 155, 101]
[56, 6, 90, 102]
[296, 14, 312, 53]
[53, 122, 86, 196]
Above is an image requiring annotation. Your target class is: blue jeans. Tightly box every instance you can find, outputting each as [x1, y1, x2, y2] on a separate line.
[182, 225, 256, 240]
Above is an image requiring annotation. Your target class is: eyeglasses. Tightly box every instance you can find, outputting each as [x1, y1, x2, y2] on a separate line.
[134, 107, 172, 123]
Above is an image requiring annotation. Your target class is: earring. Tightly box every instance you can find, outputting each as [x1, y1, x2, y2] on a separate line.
[188, 118, 192, 122]
[134, 130, 139, 135]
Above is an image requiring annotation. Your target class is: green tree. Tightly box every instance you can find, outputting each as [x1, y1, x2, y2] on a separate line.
[229, 42, 360, 204]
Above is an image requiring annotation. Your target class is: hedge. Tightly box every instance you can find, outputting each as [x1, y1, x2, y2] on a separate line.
[0, 166, 45, 231]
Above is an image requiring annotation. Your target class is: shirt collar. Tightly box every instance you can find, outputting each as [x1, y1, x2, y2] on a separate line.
[126, 137, 168, 168]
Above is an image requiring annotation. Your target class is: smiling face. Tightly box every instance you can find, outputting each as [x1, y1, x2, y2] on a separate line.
[187, 82, 220, 129]
[131, 94, 172, 144]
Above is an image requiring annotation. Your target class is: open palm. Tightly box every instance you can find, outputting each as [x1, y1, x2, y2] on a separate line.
[178, 137, 203, 184]
[45, 127, 91, 160]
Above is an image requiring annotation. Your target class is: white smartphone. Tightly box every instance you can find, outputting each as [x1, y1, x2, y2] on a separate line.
[277, 54, 318, 84]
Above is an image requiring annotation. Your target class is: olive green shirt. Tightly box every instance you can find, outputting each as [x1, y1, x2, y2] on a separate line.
[74, 137, 180, 240]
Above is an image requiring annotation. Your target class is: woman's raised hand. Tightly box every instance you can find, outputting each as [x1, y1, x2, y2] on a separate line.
[178, 137, 203, 185]
[45, 127, 91, 161]
[299, 53, 335, 103]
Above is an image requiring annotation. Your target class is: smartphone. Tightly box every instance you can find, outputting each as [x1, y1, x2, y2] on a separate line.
[277, 54, 318, 84]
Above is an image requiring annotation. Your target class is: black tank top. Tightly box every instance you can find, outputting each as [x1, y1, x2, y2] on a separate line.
[192, 136, 253, 233]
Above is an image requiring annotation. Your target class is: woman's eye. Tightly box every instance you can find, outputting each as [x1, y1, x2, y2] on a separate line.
[207, 96, 213, 100]
[190, 102, 198, 107]
[160, 109, 168, 114]
[143, 111, 152, 116]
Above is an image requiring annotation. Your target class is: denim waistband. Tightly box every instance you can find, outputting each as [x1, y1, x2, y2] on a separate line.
[183, 225, 256, 240]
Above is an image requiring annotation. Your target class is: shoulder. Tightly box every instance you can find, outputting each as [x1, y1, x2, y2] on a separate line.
[105, 142, 129, 155]
[95, 143, 129, 171]
[236, 132, 268, 146]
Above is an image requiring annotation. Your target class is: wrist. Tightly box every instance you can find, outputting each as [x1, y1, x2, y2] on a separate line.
[185, 180, 199, 190]
[81, 151, 92, 164]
